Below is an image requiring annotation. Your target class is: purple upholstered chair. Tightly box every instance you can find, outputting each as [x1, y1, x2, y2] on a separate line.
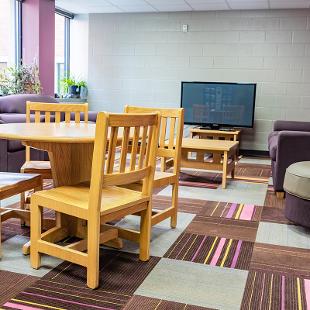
[268, 120, 310, 198]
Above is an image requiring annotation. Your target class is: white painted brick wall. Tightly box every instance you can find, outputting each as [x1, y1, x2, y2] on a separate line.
[87, 9, 310, 151]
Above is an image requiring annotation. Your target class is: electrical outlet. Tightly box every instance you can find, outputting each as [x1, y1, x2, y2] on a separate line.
[182, 24, 188, 32]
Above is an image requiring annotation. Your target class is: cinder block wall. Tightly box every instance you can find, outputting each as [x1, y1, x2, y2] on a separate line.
[87, 9, 310, 151]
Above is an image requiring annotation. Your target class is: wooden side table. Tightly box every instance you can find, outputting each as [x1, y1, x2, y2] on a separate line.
[181, 138, 239, 189]
[190, 128, 241, 141]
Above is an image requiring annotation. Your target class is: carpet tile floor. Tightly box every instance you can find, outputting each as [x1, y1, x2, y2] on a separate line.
[1, 158, 310, 309]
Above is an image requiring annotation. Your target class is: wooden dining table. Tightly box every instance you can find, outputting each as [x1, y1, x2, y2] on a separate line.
[0, 122, 105, 253]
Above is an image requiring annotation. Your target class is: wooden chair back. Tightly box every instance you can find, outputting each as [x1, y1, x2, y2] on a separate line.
[89, 112, 160, 213]
[25, 101, 89, 161]
[124, 106, 184, 174]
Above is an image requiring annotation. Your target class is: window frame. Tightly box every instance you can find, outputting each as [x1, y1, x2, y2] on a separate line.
[55, 8, 74, 94]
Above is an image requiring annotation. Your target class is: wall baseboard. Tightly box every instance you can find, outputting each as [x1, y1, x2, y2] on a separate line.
[240, 149, 269, 158]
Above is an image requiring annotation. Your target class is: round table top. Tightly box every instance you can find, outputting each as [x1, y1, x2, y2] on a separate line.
[0, 123, 96, 143]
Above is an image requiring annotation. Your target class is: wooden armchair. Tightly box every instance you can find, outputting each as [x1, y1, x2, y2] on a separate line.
[0, 172, 42, 257]
[21, 102, 89, 179]
[123, 106, 184, 229]
[30, 111, 160, 289]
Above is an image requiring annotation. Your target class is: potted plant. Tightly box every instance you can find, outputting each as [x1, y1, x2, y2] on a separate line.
[61, 77, 88, 99]
[77, 80, 88, 99]
[0, 64, 41, 96]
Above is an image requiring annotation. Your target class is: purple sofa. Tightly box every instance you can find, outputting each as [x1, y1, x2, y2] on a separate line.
[0, 94, 98, 173]
[268, 120, 310, 194]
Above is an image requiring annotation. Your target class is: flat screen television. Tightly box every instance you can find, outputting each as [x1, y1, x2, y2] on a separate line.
[181, 81, 256, 129]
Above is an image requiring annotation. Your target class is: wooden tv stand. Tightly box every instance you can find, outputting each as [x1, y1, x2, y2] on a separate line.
[190, 127, 241, 142]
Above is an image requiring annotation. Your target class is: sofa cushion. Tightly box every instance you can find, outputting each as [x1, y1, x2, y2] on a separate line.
[0, 113, 54, 123]
[0, 94, 58, 114]
[284, 161, 310, 200]
[268, 132, 279, 161]
[8, 140, 24, 152]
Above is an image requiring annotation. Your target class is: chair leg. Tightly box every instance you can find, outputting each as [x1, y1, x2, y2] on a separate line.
[30, 201, 42, 269]
[139, 202, 152, 262]
[20, 192, 26, 226]
[276, 191, 285, 199]
[170, 183, 178, 229]
[87, 218, 100, 289]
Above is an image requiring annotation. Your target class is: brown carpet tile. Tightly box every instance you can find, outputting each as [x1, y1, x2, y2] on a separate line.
[1, 218, 30, 243]
[2, 250, 160, 310]
[186, 215, 259, 242]
[250, 243, 310, 278]
[0, 271, 38, 305]
[124, 295, 213, 310]
[44, 250, 160, 295]
[153, 195, 208, 215]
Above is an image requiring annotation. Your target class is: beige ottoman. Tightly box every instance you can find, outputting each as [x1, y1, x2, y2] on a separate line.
[284, 161, 310, 227]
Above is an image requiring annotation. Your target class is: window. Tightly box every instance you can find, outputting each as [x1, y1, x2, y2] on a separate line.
[55, 11, 71, 96]
[0, 0, 20, 70]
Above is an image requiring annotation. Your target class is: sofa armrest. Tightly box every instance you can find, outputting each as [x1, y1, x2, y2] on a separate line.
[274, 120, 310, 132]
[274, 131, 310, 191]
[0, 139, 8, 171]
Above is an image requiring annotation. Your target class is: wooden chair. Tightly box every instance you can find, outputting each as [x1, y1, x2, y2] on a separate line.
[123, 106, 184, 229]
[21, 102, 89, 179]
[0, 172, 42, 257]
[20, 102, 89, 220]
[30, 111, 160, 289]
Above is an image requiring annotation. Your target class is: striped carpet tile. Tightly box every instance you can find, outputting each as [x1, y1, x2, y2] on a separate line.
[164, 232, 254, 270]
[3, 280, 130, 310]
[241, 271, 310, 310]
[198, 201, 262, 222]
[124, 295, 213, 310]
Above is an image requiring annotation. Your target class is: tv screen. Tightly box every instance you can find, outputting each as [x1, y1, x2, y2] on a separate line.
[181, 82, 256, 128]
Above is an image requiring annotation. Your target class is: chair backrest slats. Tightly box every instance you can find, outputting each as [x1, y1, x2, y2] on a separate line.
[55, 111, 61, 123]
[124, 105, 184, 174]
[65, 111, 71, 123]
[75, 112, 81, 123]
[130, 126, 140, 171]
[138, 126, 148, 169]
[35, 111, 41, 123]
[89, 112, 160, 213]
[159, 117, 167, 149]
[169, 117, 176, 149]
[45, 111, 51, 123]
[25, 101, 89, 161]
[119, 127, 130, 173]
[106, 127, 119, 173]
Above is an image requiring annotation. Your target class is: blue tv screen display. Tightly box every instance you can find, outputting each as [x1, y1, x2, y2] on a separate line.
[181, 82, 256, 128]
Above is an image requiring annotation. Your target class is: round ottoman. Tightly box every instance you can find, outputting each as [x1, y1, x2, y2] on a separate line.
[284, 161, 310, 228]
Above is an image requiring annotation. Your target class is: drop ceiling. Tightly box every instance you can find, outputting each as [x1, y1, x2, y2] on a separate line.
[56, 0, 310, 14]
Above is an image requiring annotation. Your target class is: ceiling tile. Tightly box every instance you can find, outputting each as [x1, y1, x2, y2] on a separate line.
[55, 0, 310, 13]
[229, 1, 269, 10]
[269, 0, 310, 9]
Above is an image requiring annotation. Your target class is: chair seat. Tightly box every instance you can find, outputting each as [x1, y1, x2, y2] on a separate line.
[153, 171, 177, 188]
[0, 172, 41, 200]
[21, 161, 52, 177]
[32, 185, 149, 219]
